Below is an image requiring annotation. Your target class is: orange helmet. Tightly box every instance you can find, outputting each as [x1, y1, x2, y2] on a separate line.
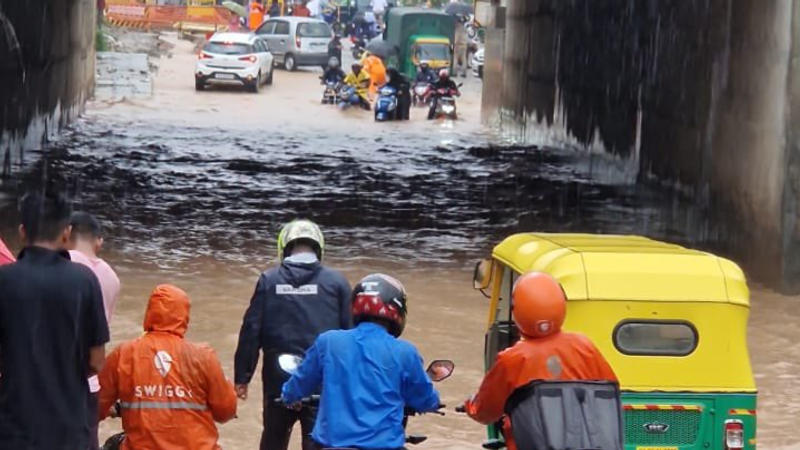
[512, 272, 567, 338]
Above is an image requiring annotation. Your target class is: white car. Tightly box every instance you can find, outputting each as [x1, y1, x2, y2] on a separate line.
[472, 47, 484, 79]
[195, 32, 274, 93]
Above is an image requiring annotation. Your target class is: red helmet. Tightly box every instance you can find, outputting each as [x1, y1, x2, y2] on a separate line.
[512, 272, 567, 338]
[351, 273, 408, 337]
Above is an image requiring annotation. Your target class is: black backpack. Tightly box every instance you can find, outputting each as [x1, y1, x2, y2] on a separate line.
[505, 380, 624, 450]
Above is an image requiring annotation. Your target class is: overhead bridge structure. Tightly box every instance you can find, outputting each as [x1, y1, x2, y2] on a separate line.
[2, 0, 800, 290]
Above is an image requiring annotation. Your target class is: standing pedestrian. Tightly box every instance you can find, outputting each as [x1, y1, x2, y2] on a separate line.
[0, 191, 109, 450]
[249, 0, 266, 30]
[68, 211, 120, 324]
[234, 219, 351, 450]
[292, 0, 311, 17]
[307, 0, 321, 18]
[453, 15, 469, 77]
[371, 0, 387, 26]
[268, 0, 281, 16]
[67, 211, 121, 450]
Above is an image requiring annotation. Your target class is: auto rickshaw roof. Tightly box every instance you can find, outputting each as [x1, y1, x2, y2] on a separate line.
[387, 7, 453, 20]
[492, 233, 749, 306]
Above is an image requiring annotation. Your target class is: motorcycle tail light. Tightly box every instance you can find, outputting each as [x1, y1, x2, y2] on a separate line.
[724, 420, 744, 450]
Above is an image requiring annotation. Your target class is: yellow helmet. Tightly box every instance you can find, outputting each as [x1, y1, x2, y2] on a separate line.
[277, 219, 325, 260]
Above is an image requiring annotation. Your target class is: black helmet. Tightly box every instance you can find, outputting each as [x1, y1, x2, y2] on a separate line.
[351, 274, 408, 337]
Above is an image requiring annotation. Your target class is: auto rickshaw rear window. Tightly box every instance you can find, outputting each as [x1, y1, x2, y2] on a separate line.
[613, 321, 698, 356]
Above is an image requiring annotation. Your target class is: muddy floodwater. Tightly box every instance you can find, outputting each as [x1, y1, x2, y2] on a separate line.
[0, 33, 798, 449]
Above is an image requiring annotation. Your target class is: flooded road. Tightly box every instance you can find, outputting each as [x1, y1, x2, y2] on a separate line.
[0, 32, 798, 449]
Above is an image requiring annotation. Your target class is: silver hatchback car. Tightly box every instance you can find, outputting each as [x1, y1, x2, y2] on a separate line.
[255, 17, 333, 71]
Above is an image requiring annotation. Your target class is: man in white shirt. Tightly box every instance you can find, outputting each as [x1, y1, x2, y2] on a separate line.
[307, 0, 322, 18]
[371, 0, 387, 25]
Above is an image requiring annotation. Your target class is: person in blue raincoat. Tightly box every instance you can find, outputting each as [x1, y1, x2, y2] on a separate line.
[282, 273, 441, 450]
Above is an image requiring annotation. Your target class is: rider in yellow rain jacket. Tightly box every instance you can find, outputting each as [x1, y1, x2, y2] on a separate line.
[343, 62, 371, 109]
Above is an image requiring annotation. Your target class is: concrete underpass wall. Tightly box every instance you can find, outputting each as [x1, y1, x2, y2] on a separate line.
[0, 0, 96, 177]
[484, 0, 800, 291]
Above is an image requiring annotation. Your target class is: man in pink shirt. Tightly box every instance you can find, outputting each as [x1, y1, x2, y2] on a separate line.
[68, 211, 120, 450]
[0, 236, 14, 265]
[68, 212, 120, 322]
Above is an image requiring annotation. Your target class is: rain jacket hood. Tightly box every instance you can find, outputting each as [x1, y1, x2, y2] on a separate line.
[144, 284, 190, 337]
[278, 258, 322, 287]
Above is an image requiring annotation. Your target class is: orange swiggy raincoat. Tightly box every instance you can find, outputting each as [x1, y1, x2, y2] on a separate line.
[98, 285, 237, 450]
[465, 332, 617, 450]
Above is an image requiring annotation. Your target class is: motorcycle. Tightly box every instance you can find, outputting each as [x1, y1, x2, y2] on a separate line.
[428, 85, 462, 120]
[278, 354, 455, 449]
[374, 85, 398, 121]
[412, 82, 432, 107]
[350, 35, 367, 60]
[321, 80, 342, 104]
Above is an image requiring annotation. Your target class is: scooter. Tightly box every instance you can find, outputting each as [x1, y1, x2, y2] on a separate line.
[374, 85, 398, 121]
[412, 82, 432, 107]
[338, 85, 368, 110]
[322, 80, 342, 104]
[428, 85, 462, 120]
[277, 354, 455, 449]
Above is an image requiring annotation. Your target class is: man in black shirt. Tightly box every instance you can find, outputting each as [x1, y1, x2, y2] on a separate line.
[0, 192, 109, 450]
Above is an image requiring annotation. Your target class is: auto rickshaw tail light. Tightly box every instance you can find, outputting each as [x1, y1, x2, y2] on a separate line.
[725, 419, 744, 449]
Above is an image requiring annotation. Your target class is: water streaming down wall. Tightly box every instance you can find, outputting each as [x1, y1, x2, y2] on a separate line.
[0, 0, 96, 179]
[483, 0, 800, 291]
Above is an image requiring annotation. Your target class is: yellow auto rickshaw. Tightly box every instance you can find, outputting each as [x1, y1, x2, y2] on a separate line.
[473, 233, 756, 450]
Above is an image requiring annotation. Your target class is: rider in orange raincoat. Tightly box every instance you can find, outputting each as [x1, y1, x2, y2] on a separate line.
[98, 284, 237, 450]
[249, 0, 266, 31]
[464, 272, 617, 450]
[361, 52, 386, 98]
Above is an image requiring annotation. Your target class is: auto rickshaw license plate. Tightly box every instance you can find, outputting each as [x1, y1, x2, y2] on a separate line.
[637, 447, 679, 450]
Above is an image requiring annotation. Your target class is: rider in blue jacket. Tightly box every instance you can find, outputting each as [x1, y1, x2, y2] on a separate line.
[282, 273, 441, 450]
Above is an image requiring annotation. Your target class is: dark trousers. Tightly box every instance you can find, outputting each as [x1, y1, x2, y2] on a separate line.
[88, 392, 99, 450]
[260, 401, 318, 450]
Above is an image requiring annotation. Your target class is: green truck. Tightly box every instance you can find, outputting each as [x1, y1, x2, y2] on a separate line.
[383, 8, 456, 79]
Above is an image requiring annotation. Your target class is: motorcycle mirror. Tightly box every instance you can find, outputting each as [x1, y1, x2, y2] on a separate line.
[426, 360, 455, 382]
[277, 354, 304, 375]
[473, 258, 493, 292]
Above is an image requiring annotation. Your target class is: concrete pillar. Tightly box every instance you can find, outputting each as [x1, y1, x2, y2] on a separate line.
[0, 0, 96, 175]
[486, 0, 800, 291]
[782, 0, 800, 290]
